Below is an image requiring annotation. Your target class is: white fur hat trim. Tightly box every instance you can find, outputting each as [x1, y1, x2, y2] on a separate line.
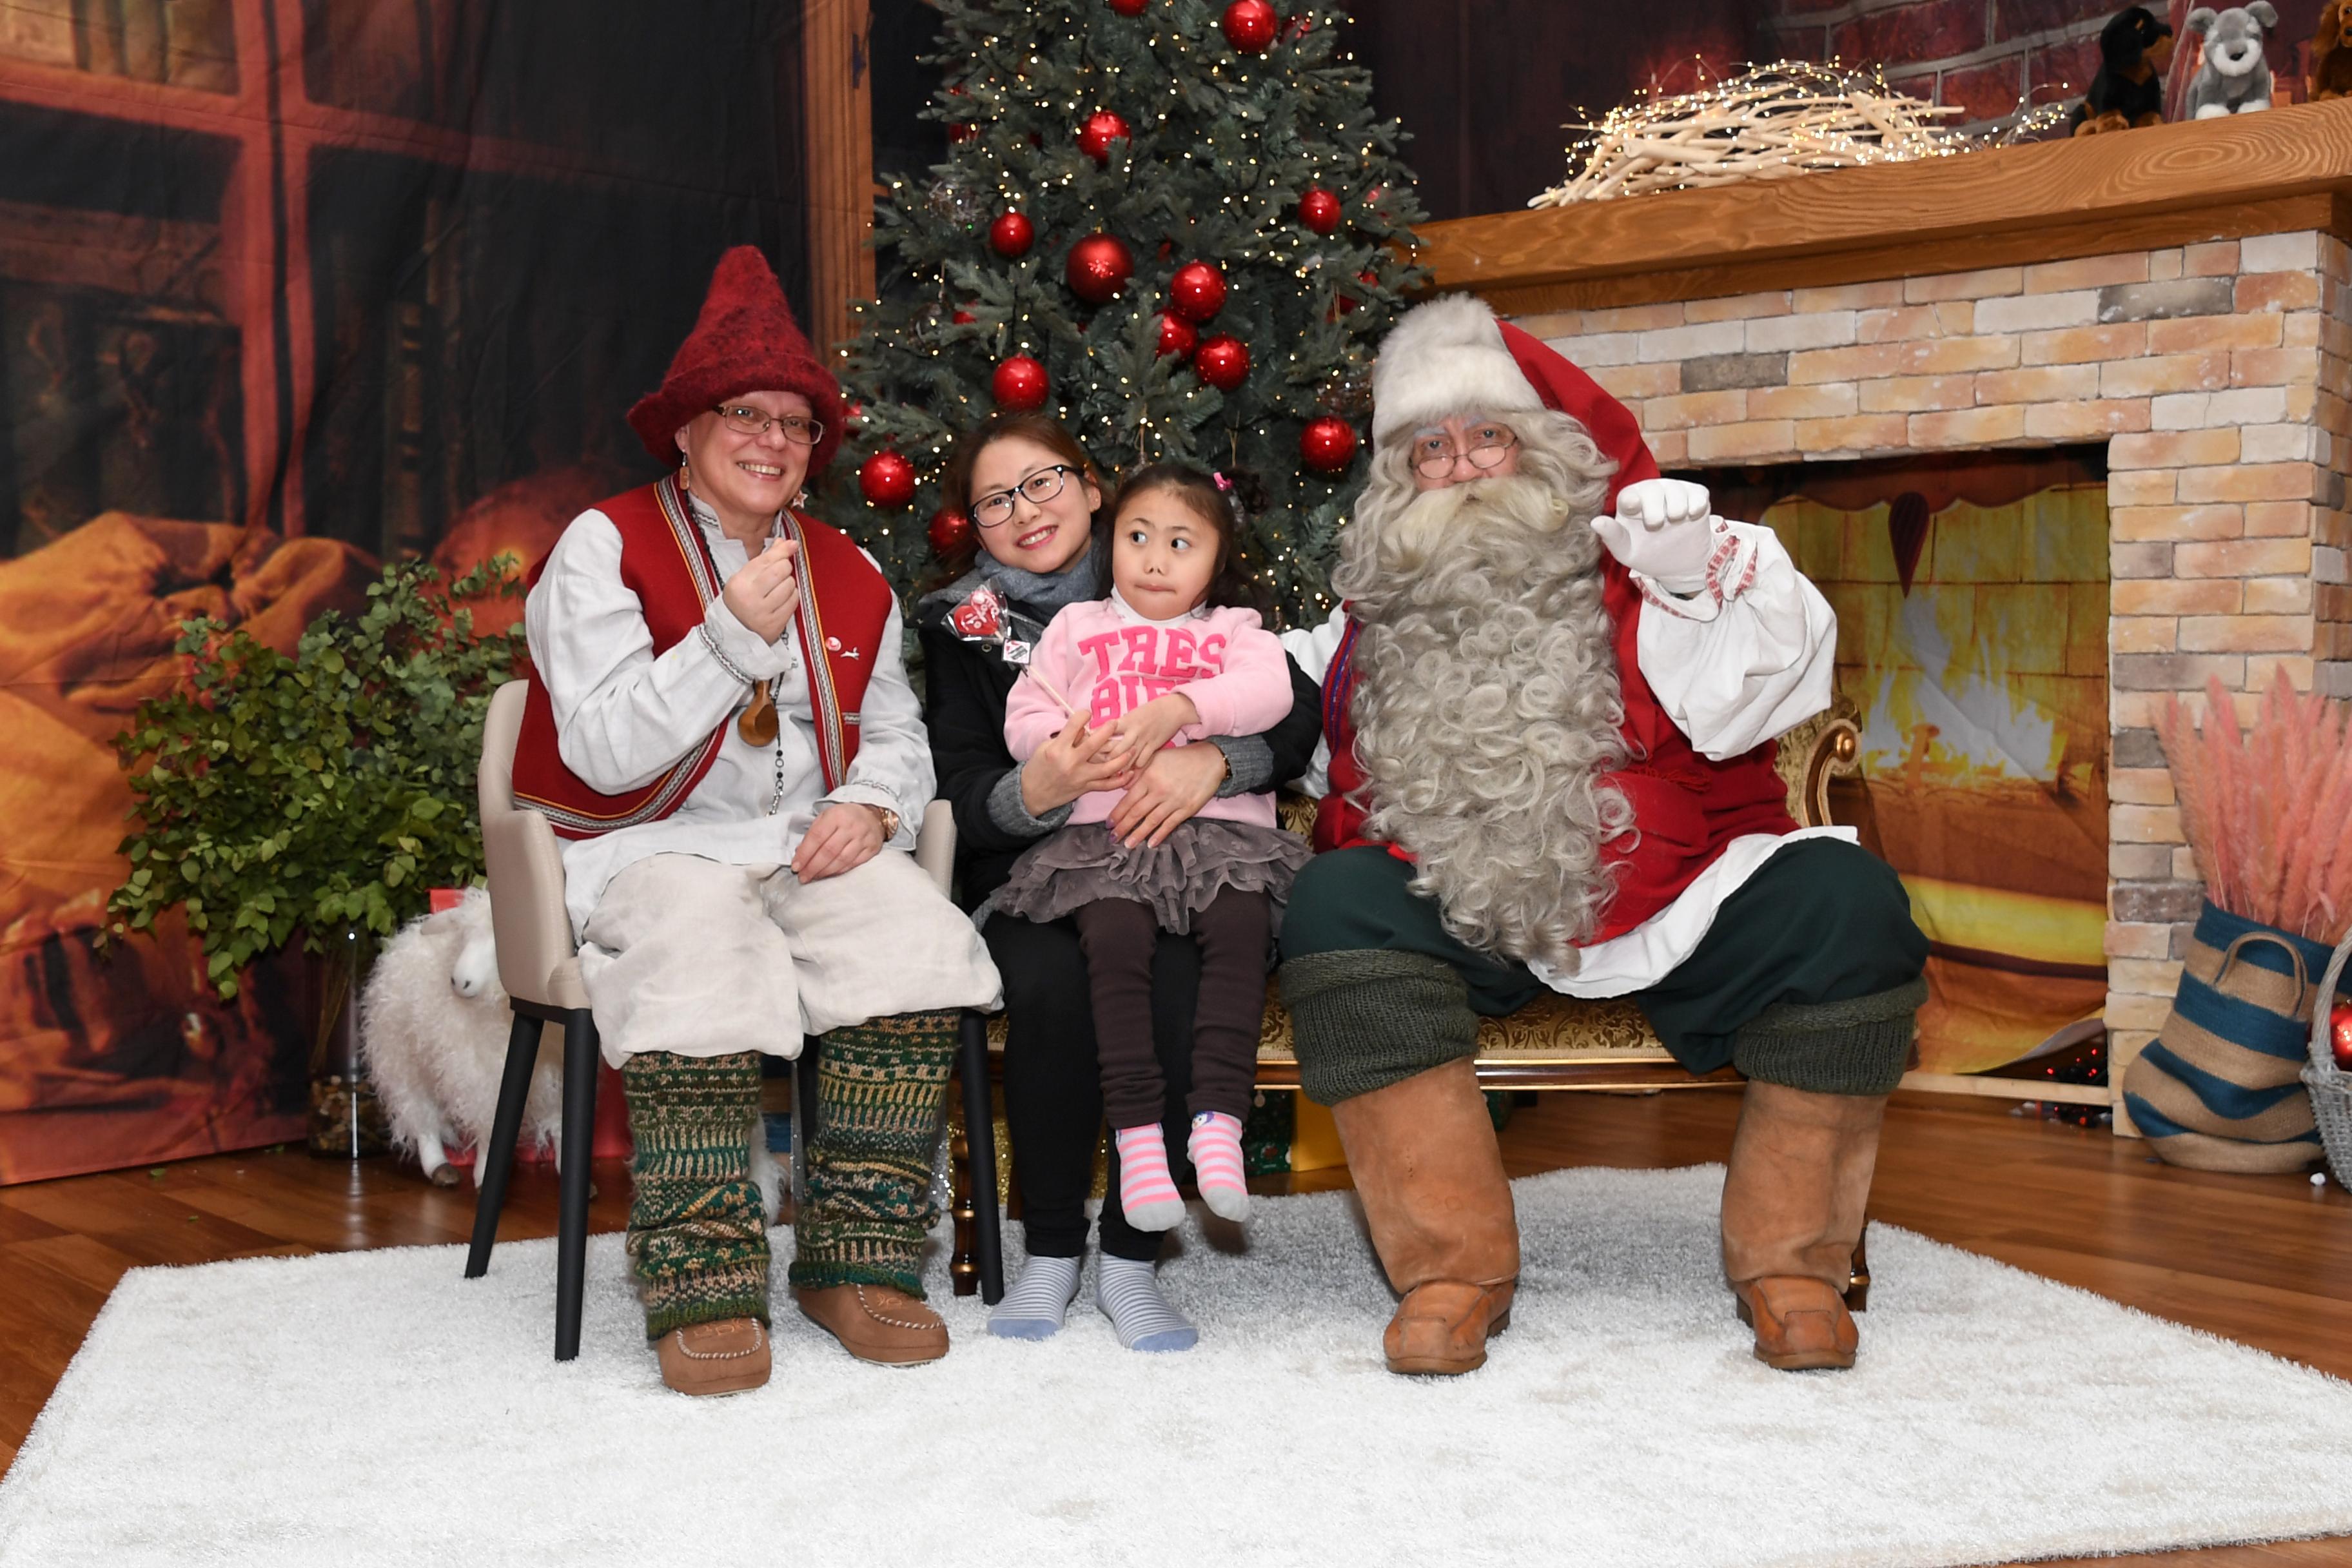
[1370, 294, 1545, 447]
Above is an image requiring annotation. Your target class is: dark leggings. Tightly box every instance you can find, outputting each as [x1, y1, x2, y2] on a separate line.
[984, 914, 1199, 1264]
[1074, 889, 1269, 1131]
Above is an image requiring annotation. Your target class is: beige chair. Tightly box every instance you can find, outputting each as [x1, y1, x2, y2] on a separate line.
[467, 679, 1003, 1360]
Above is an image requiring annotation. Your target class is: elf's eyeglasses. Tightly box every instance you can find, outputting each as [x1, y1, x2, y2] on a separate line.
[713, 405, 824, 446]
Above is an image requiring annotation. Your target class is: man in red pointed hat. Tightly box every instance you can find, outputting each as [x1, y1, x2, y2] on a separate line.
[1278, 295, 1928, 1377]
[517, 247, 1001, 1394]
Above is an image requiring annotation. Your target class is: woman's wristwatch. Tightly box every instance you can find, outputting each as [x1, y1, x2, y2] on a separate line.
[862, 803, 901, 841]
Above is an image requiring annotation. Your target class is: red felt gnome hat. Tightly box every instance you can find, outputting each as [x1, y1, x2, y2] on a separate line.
[627, 246, 846, 475]
[1370, 294, 1658, 510]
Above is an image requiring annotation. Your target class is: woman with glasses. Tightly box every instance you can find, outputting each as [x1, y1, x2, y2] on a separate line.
[516, 248, 1001, 1394]
[916, 413, 1322, 1351]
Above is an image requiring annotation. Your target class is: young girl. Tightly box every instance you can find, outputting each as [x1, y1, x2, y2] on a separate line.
[995, 464, 1309, 1232]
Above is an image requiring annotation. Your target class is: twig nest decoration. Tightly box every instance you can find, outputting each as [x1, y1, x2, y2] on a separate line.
[1531, 61, 2066, 207]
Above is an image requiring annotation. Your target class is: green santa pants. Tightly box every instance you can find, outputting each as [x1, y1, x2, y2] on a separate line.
[1276, 838, 1928, 1107]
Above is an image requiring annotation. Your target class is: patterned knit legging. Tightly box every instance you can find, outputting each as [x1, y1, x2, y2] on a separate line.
[788, 1009, 959, 1296]
[620, 1009, 960, 1338]
[622, 1050, 770, 1341]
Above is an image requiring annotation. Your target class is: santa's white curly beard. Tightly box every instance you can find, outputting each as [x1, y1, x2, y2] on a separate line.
[1338, 471, 1632, 968]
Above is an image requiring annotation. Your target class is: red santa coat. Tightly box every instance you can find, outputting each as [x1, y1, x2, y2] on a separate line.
[1311, 555, 1799, 946]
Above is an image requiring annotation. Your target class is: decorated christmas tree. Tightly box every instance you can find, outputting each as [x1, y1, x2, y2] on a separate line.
[819, 0, 1427, 627]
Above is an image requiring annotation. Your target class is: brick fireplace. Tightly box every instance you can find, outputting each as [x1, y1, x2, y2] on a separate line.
[1416, 101, 2352, 1128]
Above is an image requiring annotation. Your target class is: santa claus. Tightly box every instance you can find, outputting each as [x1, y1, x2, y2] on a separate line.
[1279, 296, 1928, 1377]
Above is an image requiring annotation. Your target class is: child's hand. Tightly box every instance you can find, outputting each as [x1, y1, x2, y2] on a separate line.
[1102, 693, 1200, 774]
[1019, 716, 1130, 816]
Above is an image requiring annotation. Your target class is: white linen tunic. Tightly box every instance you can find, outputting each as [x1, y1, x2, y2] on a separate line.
[525, 495, 930, 937]
[523, 493, 1001, 1063]
[1279, 518, 1853, 998]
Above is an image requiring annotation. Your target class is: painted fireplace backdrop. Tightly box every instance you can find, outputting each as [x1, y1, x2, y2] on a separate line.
[0, 1, 814, 1184]
[1703, 451, 2111, 1075]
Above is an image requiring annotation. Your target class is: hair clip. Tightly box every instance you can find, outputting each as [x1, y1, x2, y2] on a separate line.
[1211, 471, 1235, 493]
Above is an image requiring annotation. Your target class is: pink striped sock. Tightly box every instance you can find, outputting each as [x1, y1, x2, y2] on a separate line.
[1113, 1124, 1185, 1232]
[1188, 1111, 1249, 1222]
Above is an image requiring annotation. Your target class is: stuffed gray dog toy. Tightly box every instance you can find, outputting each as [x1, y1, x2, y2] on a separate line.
[2185, 2, 2278, 117]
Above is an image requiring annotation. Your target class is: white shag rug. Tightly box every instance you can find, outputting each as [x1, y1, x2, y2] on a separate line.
[5, 1165, 2351, 1568]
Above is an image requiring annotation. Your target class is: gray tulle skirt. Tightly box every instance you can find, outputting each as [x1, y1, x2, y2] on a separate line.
[990, 818, 1312, 935]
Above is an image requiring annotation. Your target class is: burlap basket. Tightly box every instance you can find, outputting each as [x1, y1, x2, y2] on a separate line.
[2122, 900, 2326, 1173]
[2302, 931, 2352, 1190]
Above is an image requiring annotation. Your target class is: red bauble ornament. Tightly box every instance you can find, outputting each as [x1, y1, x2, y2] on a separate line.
[1335, 268, 1378, 317]
[947, 122, 974, 144]
[1193, 335, 1250, 391]
[1064, 233, 1134, 304]
[1077, 110, 1133, 164]
[952, 306, 977, 325]
[1170, 260, 1228, 322]
[1299, 416, 1357, 473]
[992, 354, 1050, 409]
[1221, 0, 1278, 53]
[989, 211, 1035, 259]
[1108, 0, 1148, 13]
[1154, 311, 1198, 358]
[1298, 186, 1341, 235]
[928, 507, 975, 555]
[2332, 1001, 2352, 1072]
[858, 451, 917, 509]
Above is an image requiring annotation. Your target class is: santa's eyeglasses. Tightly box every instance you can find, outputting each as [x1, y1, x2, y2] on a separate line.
[1411, 426, 1518, 478]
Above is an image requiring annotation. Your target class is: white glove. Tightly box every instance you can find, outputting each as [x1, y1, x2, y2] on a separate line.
[1591, 478, 1714, 592]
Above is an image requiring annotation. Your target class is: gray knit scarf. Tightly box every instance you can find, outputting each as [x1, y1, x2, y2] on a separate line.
[917, 540, 1105, 647]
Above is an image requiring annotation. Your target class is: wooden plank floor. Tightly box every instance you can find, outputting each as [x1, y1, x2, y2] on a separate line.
[1, 1090, 2346, 1566]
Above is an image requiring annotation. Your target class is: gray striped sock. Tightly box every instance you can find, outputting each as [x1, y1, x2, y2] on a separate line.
[988, 1255, 1083, 1340]
[1094, 1255, 1197, 1353]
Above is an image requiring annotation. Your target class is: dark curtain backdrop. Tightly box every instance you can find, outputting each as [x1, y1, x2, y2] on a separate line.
[0, 0, 812, 1184]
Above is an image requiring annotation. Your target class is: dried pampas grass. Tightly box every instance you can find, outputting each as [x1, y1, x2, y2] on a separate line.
[1531, 62, 2068, 207]
[2159, 673, 2352, 944]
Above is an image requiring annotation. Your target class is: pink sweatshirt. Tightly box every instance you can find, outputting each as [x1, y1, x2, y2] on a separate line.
[1003, 593, 1295, 828]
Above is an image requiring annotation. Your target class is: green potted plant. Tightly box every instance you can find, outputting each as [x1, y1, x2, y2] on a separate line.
[104, 558, 525, 1156]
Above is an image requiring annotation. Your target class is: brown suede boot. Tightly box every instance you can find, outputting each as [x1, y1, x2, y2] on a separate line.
[1328, 1057, 1519, 1377]
[1720, 1081, 1888, 1371]
[794, 1283, 950, 1365]
[653, 1317, 771, 1396]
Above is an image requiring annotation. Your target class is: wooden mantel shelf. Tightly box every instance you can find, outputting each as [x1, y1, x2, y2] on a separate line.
[1416, 97, 2352, 315]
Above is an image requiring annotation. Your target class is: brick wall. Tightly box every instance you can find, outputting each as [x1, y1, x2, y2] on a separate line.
[1512, 229, 2352, 1124]
[1765, 0, 2325, 127]
[1766, 0, 2109, 122]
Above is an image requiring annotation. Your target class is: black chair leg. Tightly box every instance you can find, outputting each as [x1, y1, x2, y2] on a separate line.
[553, 1011, 599, 1362]
[465, 1009, 544, 1280]
[959, 1010, 1003, 1305]
[790, 1039, 821, 1215]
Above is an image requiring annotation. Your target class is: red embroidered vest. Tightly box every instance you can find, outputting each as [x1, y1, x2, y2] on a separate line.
[512, 475, 893, 841]
[1313, 556, 1799, 946]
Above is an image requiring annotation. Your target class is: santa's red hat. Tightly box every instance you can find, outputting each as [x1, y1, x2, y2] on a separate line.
[627, 246, 846, 474]
[1369, 294, 1658, 509]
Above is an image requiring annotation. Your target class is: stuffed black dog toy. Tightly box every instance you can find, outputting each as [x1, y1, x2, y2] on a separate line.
[2072, 5, 2177, 134]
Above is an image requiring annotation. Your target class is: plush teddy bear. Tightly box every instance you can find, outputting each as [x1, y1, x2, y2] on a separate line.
[2311, 0, 2352, 101]
[2186, 3, 2279, 117]
[2073, 6, 2177, 135]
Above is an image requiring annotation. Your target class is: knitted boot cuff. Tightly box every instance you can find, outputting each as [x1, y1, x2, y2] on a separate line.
[1278, 949, 1477, 1106]
[1731, 976, 1929, 1097]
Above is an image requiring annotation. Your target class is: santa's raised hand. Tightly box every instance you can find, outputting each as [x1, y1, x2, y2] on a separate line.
[1591, 477, 1715, 591]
